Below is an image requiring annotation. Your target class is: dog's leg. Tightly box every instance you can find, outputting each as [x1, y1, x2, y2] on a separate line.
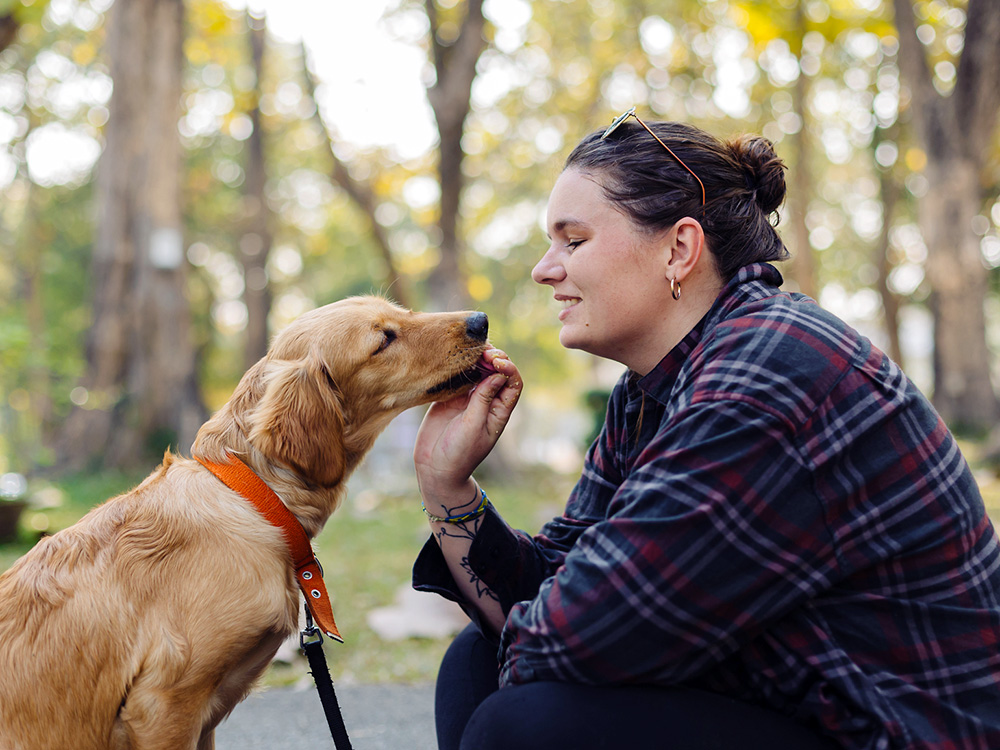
[116, 691, 206, 750]
[196, 730, 215, 750]
[116, 674, 215, 750]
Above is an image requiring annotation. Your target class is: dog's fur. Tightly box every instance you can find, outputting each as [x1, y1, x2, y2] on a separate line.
[0, 296, 492, 750]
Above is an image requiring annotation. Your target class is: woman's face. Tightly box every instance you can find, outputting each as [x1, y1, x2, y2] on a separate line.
[533, 168, 674, 372]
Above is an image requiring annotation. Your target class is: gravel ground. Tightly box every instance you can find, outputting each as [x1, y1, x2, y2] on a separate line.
[215, 682, 436, 750]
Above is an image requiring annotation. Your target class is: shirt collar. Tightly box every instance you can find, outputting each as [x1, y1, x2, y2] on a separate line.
[636, 263, 784, 404]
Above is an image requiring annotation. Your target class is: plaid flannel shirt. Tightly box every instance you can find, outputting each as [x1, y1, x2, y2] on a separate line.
[414, 263, 1000, 750]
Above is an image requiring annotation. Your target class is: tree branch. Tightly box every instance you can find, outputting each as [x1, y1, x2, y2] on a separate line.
[426, 0, 486, 129]
[0, 14, 17, 54]
[424, 0, 444, 82]
[299, 44, 410, 307]
[421, 0, 487, 309]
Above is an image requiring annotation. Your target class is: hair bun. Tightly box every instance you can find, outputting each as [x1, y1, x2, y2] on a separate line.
[727, 134, 786, 215]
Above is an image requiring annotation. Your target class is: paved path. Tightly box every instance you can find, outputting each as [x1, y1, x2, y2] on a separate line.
[216, 683, 436, 750]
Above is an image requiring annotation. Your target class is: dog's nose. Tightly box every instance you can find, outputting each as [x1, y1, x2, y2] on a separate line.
[465, 312, 488, 341]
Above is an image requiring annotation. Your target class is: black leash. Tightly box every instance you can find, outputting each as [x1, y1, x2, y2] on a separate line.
[300, 604, 353, 750]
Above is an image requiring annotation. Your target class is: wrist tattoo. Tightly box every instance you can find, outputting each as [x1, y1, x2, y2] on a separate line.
[461, 556, 499, 602]
[435, 514, 481, 543]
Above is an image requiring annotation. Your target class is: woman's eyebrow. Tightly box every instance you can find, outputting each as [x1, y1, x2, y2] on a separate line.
[547, 218, 588, 239]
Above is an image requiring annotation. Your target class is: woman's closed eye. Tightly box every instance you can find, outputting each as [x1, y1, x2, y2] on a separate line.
[566, 239, 585, 251]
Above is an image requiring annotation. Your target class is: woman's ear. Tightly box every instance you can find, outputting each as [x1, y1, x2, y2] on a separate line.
[249, 353, 346, 487]
[665, 217, 706, 284]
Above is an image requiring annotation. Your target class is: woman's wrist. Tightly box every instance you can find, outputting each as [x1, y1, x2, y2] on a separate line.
[420, 478, 487, 524]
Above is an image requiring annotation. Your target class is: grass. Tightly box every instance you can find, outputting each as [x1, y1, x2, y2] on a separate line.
[266, 467, 573, 685]
[0, 462, 575, 686]
[0, 469, 148, 571]
[2, 445, 999, 687]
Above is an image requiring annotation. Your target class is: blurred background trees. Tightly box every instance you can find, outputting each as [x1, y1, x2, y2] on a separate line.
[1, 0, 999, 475]
[892, 0, 1000, 428]
[57, 0, 204, 469]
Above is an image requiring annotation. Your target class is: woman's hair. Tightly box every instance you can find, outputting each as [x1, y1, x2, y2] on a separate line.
[564, 120, 789, 280]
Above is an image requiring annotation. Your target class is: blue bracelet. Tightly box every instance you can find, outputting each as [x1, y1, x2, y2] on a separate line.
[422, 483, 489, 524]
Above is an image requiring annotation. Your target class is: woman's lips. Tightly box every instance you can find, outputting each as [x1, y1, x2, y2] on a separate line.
[557, 297, 580, 321]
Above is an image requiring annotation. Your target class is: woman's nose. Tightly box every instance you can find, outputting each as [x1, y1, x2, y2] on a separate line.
[531, 245, 565, 286]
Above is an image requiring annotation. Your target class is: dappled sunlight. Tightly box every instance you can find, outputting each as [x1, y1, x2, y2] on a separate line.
[0, 11, 999, 745]
[0, 0, 999, 470]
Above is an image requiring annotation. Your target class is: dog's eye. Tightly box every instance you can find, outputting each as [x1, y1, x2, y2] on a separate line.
[374, 329, 397, 355]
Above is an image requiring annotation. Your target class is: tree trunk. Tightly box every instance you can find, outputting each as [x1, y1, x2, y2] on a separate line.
[893, 0, 1000, 430]
[873, 150, 904, 367]
[786, 0, 817, 300]
[59, 0, 203, 469]
[922, 159, 996, 428]
[423, 0, 487, 311]
[242, 13, 273, 368]
[0, 13, 18, 54]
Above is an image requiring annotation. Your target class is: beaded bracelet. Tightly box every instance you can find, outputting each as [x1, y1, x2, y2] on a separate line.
[422, 482, 489, 524]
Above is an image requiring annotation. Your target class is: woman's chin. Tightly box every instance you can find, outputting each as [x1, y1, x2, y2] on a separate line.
[558, 326, 591, 353]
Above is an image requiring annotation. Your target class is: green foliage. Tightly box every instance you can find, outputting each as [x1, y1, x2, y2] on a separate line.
[181, 0, 419, 404]
[0, 0, 50, 26]
[0, 467, 146, 569]
[1, 0, 999, 470]
[0, 1, 105, 470]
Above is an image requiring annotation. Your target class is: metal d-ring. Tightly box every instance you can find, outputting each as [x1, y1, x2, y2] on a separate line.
[300, 601, 323, 649]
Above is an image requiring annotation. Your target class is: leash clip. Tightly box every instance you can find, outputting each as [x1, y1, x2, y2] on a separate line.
[299, 599, 354, 749]
[300, 602, 323, 650]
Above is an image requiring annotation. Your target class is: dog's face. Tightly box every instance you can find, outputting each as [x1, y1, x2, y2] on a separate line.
[270, 295, 492, 410]
[201, 296, 493, 488]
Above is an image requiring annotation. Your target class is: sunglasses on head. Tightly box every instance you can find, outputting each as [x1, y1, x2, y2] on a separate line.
[601, 107, 706, 206]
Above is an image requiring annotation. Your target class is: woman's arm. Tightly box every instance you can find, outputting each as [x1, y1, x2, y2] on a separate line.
[423, 480, 506, 632]
[414, 349, 522, 633]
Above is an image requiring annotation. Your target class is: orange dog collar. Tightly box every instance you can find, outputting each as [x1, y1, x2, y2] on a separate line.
[196, 453, 343, 642]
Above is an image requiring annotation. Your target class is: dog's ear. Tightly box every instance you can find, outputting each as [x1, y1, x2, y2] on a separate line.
[193, 358, 270, 459]
[249, 354, 346, 487]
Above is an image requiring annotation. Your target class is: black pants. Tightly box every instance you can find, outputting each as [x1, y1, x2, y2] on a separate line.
[435, 625, 840, 750]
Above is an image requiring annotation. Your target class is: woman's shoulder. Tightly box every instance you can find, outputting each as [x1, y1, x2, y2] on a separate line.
[708, 285, 858, 348]
[690, 290, 883, 417]
[721, 290, 866, 360]
[702, 266, 870, 374]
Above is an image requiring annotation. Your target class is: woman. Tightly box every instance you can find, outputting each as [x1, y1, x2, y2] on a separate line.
[411, 109, 1000, 750]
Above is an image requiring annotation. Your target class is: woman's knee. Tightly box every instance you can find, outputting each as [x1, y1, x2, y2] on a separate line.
[460, 682, 613, 750]
[459, 683, 547, 750]
[436, 625, 501, 750]
[437, 624, 501, 696]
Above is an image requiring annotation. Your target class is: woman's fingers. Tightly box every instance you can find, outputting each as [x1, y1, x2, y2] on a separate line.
[482, 353, 522, 437]
[414, 351, 523, 492]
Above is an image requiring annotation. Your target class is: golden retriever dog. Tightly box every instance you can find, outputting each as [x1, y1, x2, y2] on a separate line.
[0, 296, 493, 750]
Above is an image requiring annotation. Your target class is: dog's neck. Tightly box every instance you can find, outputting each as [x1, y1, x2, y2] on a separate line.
[244, 451, 345, 539]
[191, 407, 399, 539]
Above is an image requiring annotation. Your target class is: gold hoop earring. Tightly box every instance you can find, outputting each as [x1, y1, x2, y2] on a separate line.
[670, 278, 681, 301]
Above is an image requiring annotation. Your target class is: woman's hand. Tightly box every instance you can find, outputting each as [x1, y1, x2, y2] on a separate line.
[414, 348, 522, 499]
